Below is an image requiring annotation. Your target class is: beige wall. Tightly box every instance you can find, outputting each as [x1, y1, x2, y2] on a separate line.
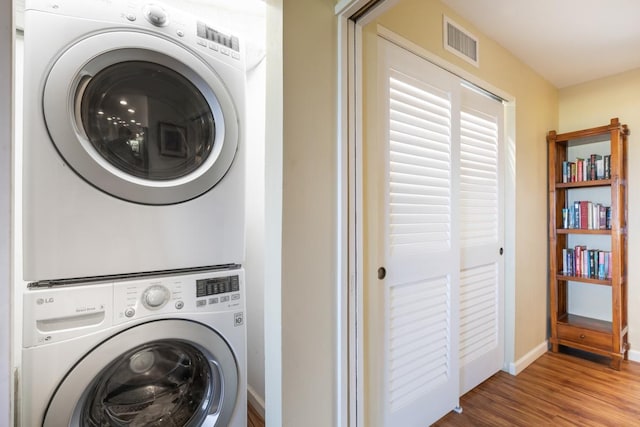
[281, 0, 337, 425]
[374, 0, 558, 361]
[559, 69, 640, 359]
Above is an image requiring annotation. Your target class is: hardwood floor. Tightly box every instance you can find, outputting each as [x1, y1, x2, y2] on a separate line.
[434, 350, 640, 426]
[244, 350, 640, 426]
[248, 401, 265, 427]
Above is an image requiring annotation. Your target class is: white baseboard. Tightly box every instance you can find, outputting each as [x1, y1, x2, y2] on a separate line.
[247, 384, 265, 419]
[507, 340, 548, 375]
[627, 348, 640, 363]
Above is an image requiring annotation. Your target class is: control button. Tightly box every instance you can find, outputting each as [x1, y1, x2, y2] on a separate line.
[231, 276, 240, 291]
[234, 312, 244, 326]
[124, 307, 135, 318]
[142, 285, 170, 310]
[209, 42, 219, 52]
[197, 39, 207, 47]
[126, 13, 137, 21]
[196, 299, 207, 307]
[221, 48, 230, 56]
[143, 4, 168, 27]
[176, 29, 184, 37]
[232, 52, 240, 60]
[209, 297, 219, 304]
[220, 296, 230, 303]
[231, 294, 240, 300]
[175, 300, 184, 310]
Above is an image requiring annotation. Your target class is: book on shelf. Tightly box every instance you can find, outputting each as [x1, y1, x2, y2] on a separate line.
[580, 201, 589, 229]
[575, 245, 585, 277]
[596, 158, 605, 179]
[589, 250, 596, 278]
[604, 155, 611, 179]
[599, 205, 607, 229]
[598, 251, 606, 280]
[576, 158, 584, 182]
[589, 154, 602, 180]
[562, 245, 611, 279]
[561, 153, 610, 183]
[563, 201, 611, 230]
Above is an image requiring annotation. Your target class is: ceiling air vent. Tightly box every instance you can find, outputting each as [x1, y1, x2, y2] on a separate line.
[443, 16, 479, 67]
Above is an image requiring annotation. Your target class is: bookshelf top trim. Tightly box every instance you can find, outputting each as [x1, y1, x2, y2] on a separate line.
[547, 118, 628, 144]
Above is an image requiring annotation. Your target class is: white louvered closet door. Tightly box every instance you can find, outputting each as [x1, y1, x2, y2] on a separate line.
[368, 37, 461, 427]
[366, 37, 504, 427]
[458, 85, 504, 395]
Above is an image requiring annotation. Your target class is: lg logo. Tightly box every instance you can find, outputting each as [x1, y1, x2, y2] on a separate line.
[36, 297, 54, 305]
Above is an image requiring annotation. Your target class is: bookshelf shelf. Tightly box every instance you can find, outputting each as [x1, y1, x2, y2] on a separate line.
[547, 118, 629, 370]
[556, 179, 612, 189]
[555, 274, 611, 286]
[557, 313, 612, 334]
[556, 229, 611, 235]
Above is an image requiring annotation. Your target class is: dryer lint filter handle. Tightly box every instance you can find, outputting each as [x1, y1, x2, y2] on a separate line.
[23, 284, 113, 348]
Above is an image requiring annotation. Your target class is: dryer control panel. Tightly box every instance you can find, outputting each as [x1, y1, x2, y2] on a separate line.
[25, 0, 246, 70]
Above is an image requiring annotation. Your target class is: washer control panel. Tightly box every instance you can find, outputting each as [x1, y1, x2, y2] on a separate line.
[23, 268, 244, 347]
[113, 269, 244, 325]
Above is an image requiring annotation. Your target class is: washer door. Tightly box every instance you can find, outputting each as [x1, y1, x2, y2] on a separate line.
[43, 31, 239, 205]
[44, 320, 238, 427]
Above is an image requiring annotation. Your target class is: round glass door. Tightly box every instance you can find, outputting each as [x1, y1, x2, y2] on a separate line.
[42, 32, 240, 205]
[80, 61, 215, 182]
[43, 320, 239, 427]
[82, 340, 216, 426]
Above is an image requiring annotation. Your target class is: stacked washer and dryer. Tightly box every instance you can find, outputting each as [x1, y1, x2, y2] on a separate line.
[20, 0, 248, 425]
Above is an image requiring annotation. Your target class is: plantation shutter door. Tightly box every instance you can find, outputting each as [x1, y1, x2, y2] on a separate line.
[458, 85, 505, 395]
[373, 37, 461, 427]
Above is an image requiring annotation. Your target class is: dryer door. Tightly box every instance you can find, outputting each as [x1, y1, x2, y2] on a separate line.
[42, 31, 240, 205]
[44, 320, 239, 427]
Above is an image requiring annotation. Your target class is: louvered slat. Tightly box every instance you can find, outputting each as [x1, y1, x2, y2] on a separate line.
[388, 74, 452, 251]
[389, 276, 451, 411]
[459, 263, 498, 365]
[460, 109, 498, 247]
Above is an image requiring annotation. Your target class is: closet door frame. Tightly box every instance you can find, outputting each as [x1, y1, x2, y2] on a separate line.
[335, 3, 517, 426]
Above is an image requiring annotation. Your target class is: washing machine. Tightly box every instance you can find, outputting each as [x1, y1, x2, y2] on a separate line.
[22, 0, 246, 281]
[20, 266, 247, 426]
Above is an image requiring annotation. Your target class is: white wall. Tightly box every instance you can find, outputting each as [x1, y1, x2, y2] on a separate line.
[264, 1, 283, 424]
[245, 52, 267, 416]
[1, 1, 14, 425]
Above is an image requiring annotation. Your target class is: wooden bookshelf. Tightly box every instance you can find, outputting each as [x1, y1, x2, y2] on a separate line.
[547, 118, 629, 369]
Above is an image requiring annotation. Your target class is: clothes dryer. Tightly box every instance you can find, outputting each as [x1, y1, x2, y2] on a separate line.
[23, 0, 246, 281]
[21, 267, 246, 426]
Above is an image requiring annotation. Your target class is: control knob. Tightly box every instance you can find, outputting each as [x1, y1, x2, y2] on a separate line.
[144, 4, 168, 27]
[142, 285, 170, 309]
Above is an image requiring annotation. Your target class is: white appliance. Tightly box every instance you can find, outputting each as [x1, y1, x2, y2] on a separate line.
[22, 0, 246, 281]
[21, 267, 247, 427]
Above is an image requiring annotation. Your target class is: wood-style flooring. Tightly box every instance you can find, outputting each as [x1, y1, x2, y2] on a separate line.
[248, 401, 265, 427]
[434, 350, 640, 426]
[245, 350, 640, 427]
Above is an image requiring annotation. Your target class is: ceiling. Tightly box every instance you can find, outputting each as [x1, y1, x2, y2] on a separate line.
[440, 0, 640, 88]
